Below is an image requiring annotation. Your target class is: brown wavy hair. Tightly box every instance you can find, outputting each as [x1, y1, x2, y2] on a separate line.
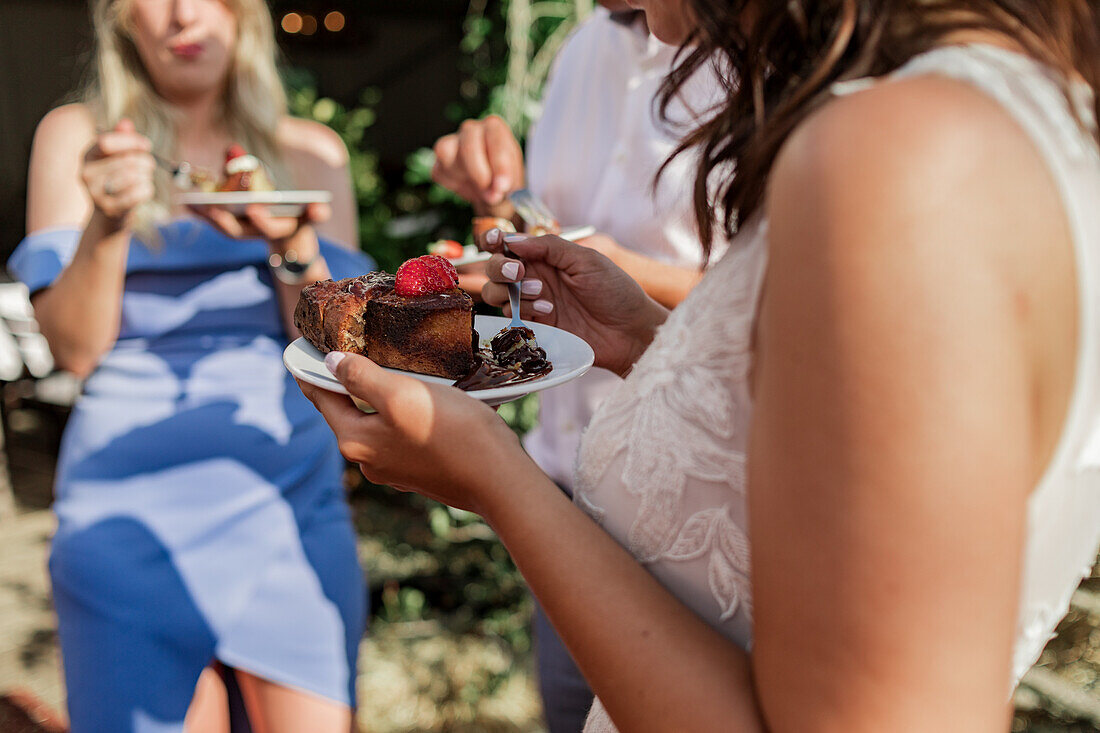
[661, 1, 1100, 259]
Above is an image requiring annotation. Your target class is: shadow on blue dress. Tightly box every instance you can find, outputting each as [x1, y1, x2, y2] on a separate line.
[51, 516, 217, 731]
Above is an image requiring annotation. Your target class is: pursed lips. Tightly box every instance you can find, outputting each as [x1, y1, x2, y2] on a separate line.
[169, 40, 204, 59]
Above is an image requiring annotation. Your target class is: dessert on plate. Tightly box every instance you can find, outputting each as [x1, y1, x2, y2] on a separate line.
[294, 255, 553, 388]
[295, 256, 476, 380]
[426, 239, 469, 260]
[172, 144, 274, 192]
[472, 216, 516, 240]
[217, 144, 275, 192]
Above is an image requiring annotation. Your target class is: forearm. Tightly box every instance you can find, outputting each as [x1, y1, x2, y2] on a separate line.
[271, 256, 334, 339]
[614, 297, 669, 378]
[484, 467, 766, 732]
[33, 213, 130, 376]
[603, 247, 703, 309]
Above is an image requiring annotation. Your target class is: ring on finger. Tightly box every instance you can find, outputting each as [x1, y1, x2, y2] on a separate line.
[103, 178, 118, 196]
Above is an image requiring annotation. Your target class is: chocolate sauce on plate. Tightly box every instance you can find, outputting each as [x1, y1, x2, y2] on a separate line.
[454, 326, 553, 391]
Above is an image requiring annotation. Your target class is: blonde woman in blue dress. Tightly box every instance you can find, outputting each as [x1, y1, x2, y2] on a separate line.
[15, 0, 370, 730]
[303, 1, 1100, 730]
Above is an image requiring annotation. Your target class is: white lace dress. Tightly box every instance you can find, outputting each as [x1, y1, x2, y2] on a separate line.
[574, 45, 1100, 732]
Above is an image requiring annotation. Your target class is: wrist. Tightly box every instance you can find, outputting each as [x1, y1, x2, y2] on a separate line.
[270, 223, 320, 258]
[268, 249, 326, 285]
[267, 224, 326, 284]
[618, 300, 669, 378]
[479, 453, 560, 531]
[89, 207, 129, 238]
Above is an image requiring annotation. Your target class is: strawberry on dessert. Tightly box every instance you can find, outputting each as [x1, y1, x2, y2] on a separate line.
[395, 255, 460, 297]
[427, 239, 467, 260]
[217, 144, 275, 192]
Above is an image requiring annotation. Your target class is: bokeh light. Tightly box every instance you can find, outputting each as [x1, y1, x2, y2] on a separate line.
[301, 14, 318, 35]
[280, 12, 303, 34]
[324, 11, 346, 32]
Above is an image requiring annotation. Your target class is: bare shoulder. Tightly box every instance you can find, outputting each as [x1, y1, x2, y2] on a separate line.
[276, 115, 359, 248]
[762, 69, 1076, 486]
[277, 116, 349, 173]
[770, 73, 1063, 250]
[766, 71, 1075, 327]
[27, 104, 99, 231]
[33, 103, 97, 156]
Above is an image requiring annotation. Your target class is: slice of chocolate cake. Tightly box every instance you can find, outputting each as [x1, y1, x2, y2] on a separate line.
[363, 288, 477, 379]
[293, 278, 345, 348]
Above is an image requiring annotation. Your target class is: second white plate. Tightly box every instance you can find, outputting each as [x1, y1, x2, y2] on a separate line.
[176, 190, 333, 218]
[444, 225, 598, 267]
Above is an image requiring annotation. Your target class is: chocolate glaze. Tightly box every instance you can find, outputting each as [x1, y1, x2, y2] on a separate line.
[453, 326, 553, 392]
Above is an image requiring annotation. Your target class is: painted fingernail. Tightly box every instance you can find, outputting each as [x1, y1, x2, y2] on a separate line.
[533, 299, 554, 314]
[503, 233, 529, 243]
[325, 351, 346, 374]
[486, 228, 502, 245]
[501, 261, 520, 281]
[521, 279, 543, 296]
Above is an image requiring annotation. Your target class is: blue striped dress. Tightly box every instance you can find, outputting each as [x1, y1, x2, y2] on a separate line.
[8, 219, 372, 732]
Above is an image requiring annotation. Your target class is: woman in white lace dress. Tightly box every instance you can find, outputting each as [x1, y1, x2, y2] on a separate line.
[302, 2, 1100, 730]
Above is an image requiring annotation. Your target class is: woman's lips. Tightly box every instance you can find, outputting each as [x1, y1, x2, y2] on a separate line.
[170, 42, 204, 59]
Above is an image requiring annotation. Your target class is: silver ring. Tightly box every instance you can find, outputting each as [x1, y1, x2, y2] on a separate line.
[103, 179, 117, 196]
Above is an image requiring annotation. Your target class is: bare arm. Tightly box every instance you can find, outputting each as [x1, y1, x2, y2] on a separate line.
[26, 107, 156, 377]
[749, 76, 1069, 731]
[576, 233, 702, 307]
[301, 360, 765, 733]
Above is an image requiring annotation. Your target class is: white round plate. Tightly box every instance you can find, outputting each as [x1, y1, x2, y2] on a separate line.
[284, 314, 594, 410]
[176, 190, 333, 218]
[440, 225, 596, 268]
[448, 250, 493, 267]
[560, 225, 596, 241]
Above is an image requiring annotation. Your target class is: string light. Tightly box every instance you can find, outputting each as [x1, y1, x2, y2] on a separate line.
[300, 13, 318, 35]
[324, 11, 346, 32]
[281, 12, 303, 34]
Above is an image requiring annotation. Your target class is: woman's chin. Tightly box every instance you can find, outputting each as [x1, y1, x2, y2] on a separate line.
[154, 70, 229, 104]
[648, 18, 693, 46]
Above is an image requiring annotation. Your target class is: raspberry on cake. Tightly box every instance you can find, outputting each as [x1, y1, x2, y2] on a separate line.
[217, 144, 275, 192]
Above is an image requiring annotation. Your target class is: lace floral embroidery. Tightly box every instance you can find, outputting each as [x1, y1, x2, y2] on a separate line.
[575, 224, 768, 623]
[666, 505, 752, 621]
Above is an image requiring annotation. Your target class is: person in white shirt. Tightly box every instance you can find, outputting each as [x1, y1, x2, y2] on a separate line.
[431, 5, 725, 730]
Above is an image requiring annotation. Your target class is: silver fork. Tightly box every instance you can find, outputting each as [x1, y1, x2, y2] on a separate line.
[509, 188, 559, 233]
[152, 154, 214, 190]
[502, 245, 526, 329]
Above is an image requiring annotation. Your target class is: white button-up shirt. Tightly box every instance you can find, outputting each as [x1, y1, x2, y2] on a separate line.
[524, 8, 726, 488]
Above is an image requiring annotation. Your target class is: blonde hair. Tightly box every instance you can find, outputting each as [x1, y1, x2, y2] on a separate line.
[84, 0, 290, 231]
